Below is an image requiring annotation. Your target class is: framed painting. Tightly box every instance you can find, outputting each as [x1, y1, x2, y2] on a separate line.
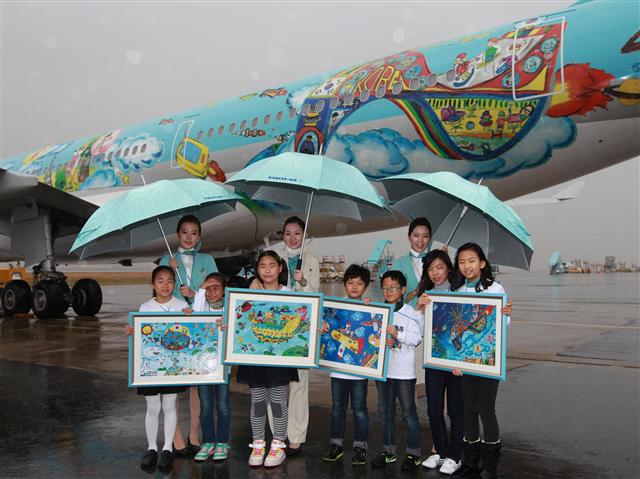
[223, 288, 323, 368]
[319, 297, 393, 381]
[129, 312, 227, 387]
[423, 292, 507, 380]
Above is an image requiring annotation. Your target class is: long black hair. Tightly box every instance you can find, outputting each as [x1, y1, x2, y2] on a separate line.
[452, 242, 495, 292]
[256, 250, 289, 286]
[417, 250, 454, 294]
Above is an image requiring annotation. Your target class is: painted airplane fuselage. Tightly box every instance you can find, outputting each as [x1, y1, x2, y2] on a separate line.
[1, 1, 639, 259]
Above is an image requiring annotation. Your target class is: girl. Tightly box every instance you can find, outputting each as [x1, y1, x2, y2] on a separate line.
[190, 273, 231, 462]
[239, 250, 298, 468]
[160, 214, 218, 456]
[416, 250, 464, 475]
[451, 243, 512, 479]
[269, 216, 320, 455]
[124, 266, 189, 470]
[391, 217, 432, 307]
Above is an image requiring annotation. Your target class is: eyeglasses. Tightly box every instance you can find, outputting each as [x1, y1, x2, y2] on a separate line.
[382, 286, 402, 293]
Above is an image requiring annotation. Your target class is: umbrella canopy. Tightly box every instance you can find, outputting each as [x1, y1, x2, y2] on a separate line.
[70, 178, 242, 259]
[382, 172, 534, 270]
[225, 152, 388, 222]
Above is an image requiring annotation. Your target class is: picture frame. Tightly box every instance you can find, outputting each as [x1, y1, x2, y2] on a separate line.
[129, 312, 227, 387]
[223, 288, 323, 368]
[319, 297, 393, 381]
[423, 292, 507, 380]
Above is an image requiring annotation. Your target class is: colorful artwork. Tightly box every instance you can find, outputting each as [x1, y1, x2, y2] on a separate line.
[223, 288, 322, 368]
[129, 313, 227, 387]
[424, 292, 506, 380]
[319, 298, 392, 380]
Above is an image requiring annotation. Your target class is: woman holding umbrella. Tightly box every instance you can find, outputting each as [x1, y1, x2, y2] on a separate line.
[391, 217, 433, 307]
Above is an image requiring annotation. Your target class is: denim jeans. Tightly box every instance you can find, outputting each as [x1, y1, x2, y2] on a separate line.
[461, 375, 500, 443]
[330, 378, 369, 449]
[198, 383, 230, 443]
[425, 368, 464, 461]
[376, 378, 421, 456]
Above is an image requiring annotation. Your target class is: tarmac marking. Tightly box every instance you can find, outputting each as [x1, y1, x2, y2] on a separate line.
[513, 320, 639, 330]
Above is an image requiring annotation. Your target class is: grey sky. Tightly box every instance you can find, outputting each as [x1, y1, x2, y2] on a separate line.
[1, 1, 638, 270]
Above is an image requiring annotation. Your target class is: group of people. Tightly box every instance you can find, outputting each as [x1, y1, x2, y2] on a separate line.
[126, 213, 512, 479]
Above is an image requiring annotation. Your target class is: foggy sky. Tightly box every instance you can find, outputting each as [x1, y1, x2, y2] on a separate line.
[1, 1, 638, 270]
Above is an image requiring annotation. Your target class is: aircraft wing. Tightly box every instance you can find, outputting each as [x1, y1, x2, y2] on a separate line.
[507, 181, 586, 207]
[0, 168, 97, 240]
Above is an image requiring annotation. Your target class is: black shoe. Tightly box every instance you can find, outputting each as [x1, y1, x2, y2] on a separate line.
[371, 451, 396, 468]
[322, 444, 344, 462]
[187, 437, 201, 456]
[158, 450, 174, 469]
[401, 454, 421, 471]
[140, 449, 157, 469]
[352, 447, 367, 466]
[173, 442, 189, 457]
[286, 445, 303, 457]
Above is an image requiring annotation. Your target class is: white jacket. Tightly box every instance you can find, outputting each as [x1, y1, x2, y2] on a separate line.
[387, 303, 423, 380]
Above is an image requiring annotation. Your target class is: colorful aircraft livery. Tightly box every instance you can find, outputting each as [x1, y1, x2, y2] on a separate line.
[2, 1, 638, 198]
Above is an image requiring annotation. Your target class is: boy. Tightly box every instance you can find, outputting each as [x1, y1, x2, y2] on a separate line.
[321, 264, 372, 466]
[372, 270, 423, 471]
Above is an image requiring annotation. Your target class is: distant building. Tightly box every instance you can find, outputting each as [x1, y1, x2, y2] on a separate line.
[604, 256, 617, 273]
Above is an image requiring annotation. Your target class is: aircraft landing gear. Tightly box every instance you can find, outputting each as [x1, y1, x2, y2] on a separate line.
[71, 278, 102, 316]
[31, 278, 70, 319]
[1, 280, 32, 316]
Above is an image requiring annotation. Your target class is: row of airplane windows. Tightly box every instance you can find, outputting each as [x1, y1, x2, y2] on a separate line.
[106, 73, 459, 159]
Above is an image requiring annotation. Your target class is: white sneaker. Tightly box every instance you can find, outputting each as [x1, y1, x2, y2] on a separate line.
[439, 458, 462, 475]
[263, 440, 286, 468]
[421, 453, 443, 469]
[248, 441, 266, 467]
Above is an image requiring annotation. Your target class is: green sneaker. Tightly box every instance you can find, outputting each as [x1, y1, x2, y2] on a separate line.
[194, 443, 215, 462]
[213, 443, 230, 461]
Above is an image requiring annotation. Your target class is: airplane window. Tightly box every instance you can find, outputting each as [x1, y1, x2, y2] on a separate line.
[276, 111, 283, 122]
[132, 146, 138, 155]
[446, 69, 455, 82]
[344, 93, 355, 106]
[289, 108, 296, 118]
[301, 104, 311, 116]
[264, 114, 271, 125]
[359, 90, 370, 102]
[252, 117, 259, 127]
[427, 73, 438, 86]
[218, 126, 224, 136]
[375, 84, 386, 98]
[108, 152, 113, 161]
[229, 123, 236, 133]
[124, 147, 130, 157]
[207, 128, 214, 137]
[316, 100, 325, 113]
[240, 120, 247, 130]
[197, 130, 203, 141]
[116, 149, 121, 157]
[141, 144, 147, 153]
[409, 78, 420, 90]
[392, 82, 403, 95]
[330, 97, 340, 109]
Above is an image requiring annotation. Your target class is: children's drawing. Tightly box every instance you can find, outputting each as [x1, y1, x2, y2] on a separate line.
[319, 298, 392, 380]
[424, 292, 506, 380]
[129, 313, 226, 387]
[224, 288, 322, 368]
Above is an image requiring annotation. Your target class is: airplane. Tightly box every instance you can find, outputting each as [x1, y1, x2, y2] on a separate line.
[0, 0, 638, 319]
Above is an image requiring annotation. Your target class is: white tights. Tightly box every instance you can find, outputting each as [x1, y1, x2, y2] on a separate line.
[144, 393, 178, 451]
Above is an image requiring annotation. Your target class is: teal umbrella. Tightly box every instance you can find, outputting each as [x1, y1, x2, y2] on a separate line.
[70, 179, 242, 272]
[226, 152, 389, 264]
[381, 172, 534, 270]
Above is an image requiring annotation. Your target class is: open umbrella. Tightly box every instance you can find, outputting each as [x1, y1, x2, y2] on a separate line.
[381, 172, 533, 270]
[70, 179, 242, 281]
[225, 152, 390, 266]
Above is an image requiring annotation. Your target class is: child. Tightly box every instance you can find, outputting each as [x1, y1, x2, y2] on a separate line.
[372, 270, 423, 471]
[190, 273, 231, 462]
[160, 214, 218, 455]
[124, 266, 189, 470]
[416, 250, 464, 475]
[237, 250, 299, 468]
[451, 243, 512, 479]
[320, 264, 371, 467]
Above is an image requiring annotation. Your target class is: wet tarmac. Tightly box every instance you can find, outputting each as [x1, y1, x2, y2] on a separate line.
[1, 271, 639, 478]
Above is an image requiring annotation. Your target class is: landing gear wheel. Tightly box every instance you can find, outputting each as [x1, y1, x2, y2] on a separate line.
[1, 280, 32, 316]
[71, 278, 102, 316]
[32, 280, 70, 319]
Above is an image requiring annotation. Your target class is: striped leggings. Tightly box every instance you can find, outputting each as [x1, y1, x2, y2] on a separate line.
[250, 385, 288, 441]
